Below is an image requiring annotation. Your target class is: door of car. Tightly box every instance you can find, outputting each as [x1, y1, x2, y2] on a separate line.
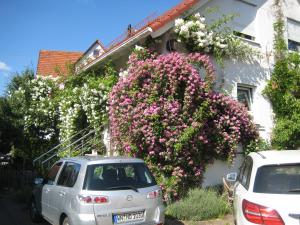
[233, 156, 253, 224]
[48, 161, 81, 225]
[42, 161, 63, 223]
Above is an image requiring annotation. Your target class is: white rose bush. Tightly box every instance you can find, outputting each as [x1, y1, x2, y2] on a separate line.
[9, 67, 117, 158]
[175, 13, 258, 64]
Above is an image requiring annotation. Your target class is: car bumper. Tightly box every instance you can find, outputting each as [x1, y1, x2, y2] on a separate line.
[71, 213, 96, 225]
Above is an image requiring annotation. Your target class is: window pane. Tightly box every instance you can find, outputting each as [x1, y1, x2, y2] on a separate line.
[237, 86, 252, 110]
[254, 164, 300, 194]
[57, 162, 81, 187]
[288, 39, 300, 52]
[47, 162, 63, 185]
[83, 163, 157, 191]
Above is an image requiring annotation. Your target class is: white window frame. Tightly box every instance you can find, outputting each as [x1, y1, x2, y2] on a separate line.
[237, 84, 254, 111]
[287, 18, 300, 52]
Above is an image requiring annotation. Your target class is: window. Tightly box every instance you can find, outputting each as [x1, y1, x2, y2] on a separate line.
[287, 18, 300, 52]
[83, 163, 157, 191]
[57, 162, 81, 187]
[233, 31, 255, 41]
[166, 39, 178, 52]
[237, 84, 253, 111]
[93, 49, 100, 57]
[288, 39, 300, 52]
[238, 157, 253, 190]
[231, 0, 257, 39]
[47, 162, 63, 185]
[254, 164, 300, 194]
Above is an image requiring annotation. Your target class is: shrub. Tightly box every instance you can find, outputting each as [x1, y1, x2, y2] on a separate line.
[109, 48, 258, 200]
[166, 188, 230, 221]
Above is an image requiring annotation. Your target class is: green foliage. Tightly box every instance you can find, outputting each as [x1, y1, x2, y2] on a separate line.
[264, 1, 300, 149]
[1, 64, 118, 161]
[0, 97, 19, 154]
[244, 138, 271, 155]
[166, 188, 230, 221]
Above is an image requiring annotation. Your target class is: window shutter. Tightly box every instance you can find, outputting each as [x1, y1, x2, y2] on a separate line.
[287, 18, 300, 43]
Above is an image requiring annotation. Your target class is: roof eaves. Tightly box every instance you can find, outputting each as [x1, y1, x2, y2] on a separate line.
[82, 27, 152, 71]
[149, 0, 200, 32]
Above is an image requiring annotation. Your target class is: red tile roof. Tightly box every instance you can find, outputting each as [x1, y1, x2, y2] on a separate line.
[149, 0, 199, 31]
[37, 50, 82, 77]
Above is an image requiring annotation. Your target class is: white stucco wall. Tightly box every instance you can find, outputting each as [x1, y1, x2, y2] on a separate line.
[96, 0, 300, 186]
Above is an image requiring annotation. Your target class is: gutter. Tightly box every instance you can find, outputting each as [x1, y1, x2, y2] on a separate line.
[81, 27, 153, 71]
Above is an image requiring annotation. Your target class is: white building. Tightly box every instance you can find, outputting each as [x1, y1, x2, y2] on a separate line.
[37, 0, 300, 186]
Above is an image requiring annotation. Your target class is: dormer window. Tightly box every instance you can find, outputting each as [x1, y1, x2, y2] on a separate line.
[93, 49, 100, 57]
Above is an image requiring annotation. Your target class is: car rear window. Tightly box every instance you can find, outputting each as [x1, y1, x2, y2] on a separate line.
[83, 162, 157, 191]
[253, 164, 300, 194]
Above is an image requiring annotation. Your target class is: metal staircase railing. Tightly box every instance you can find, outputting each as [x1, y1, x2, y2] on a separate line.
[33, 126, 106, 169]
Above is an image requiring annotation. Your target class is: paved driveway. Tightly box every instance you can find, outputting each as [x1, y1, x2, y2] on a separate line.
[0, 190, 49, 225]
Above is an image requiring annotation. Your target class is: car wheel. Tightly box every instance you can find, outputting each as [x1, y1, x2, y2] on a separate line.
[62, 217, 71, 225]
[29, 199, 42, 223]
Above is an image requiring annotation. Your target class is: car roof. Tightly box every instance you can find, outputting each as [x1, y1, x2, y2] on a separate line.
[60, 155, 145, 166]
[249, 150, 300, 167]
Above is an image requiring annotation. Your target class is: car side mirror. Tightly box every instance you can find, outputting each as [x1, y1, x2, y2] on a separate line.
[226, 172, 237, 182]
[34, 177, 45, 185]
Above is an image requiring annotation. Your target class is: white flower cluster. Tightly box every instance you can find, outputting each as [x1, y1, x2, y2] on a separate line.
[58, 82, 110, 143]
[174, 13, 227, 52]
[80, 83, 108, 134]
[119, 70, 129, 78]
[58, 88, 82, 142]
[23, 78, 58, 140]
[134, 45, 145, 51]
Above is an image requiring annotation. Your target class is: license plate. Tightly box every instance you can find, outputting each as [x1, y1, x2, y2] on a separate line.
[113, 211, 144, 224]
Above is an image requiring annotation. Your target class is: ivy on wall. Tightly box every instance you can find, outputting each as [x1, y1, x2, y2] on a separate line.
[264, 0, 300, 149]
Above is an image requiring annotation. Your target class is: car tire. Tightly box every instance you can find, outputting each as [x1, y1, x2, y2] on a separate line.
[62, 216, 71, 225]
[29, 198, 42, 223]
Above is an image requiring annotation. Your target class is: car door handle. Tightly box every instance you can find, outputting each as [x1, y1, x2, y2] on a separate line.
[59, 191, 66, 196]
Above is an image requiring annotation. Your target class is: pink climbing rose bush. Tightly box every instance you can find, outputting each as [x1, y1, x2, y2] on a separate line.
[109, 48, 258, 201]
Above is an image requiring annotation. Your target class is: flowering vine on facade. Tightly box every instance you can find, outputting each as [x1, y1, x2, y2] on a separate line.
[109, 48, 258, 200]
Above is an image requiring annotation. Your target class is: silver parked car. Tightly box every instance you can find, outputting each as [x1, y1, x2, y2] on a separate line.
[30, 156, 165, 225]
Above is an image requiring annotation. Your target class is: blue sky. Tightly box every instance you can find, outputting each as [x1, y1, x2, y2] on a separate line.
[0, 0, 181, 96]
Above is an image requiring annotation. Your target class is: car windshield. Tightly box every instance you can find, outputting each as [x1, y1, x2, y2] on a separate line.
[83, 162, 157, 191]
[253, 164, 300, 194]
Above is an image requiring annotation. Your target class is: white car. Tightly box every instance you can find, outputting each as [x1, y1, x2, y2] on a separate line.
[227, 150, 300, 225]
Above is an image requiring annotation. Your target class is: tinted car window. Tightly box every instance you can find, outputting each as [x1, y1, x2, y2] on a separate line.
[57, 162, 81, 187]
[47, 162, 63, 185]
[238, 157, 253, 190]
[254, 164, 300, 194]
[83, 163, 157, 191]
